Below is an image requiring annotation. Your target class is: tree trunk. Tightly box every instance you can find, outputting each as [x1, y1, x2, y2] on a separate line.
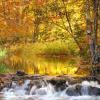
[86, 0, 99, 76]
[33, 19, 39, 42]
[92, 0, 99, 65]
[86, 0, 99, 65]
[33, 1, 40, 43]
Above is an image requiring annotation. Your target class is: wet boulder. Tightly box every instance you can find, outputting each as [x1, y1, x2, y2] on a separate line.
[29, 80, 47, 95]
[29, 79, 47, 90]
[66, 85, 81, 96]
[16, 70, 27, 76]
[0, 79, 5, 91]
[88, 86, 100, 96]
[48, 78, 68, 91]
[66, 84, 100, 96]
[0, 77, 11, 91]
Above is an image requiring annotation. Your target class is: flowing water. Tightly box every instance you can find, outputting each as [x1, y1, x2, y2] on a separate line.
[0, 48, 97, 99]
[1, 80, 100, 100]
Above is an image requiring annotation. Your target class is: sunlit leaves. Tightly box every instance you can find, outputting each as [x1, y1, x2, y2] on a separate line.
[0, 48, 7, 57]
[0, 0, 97, 58]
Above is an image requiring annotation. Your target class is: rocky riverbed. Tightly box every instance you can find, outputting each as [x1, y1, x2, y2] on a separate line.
[0, 71, 100, 100]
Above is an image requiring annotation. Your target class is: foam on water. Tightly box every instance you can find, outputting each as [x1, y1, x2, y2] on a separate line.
[1, 80, 100, 100]
[2, 95, 100, 100]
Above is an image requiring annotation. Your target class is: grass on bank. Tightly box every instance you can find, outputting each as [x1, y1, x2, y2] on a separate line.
[0, 63, 10, 73]
[0, 40, 83, 75]
[8, 39, 79, 56]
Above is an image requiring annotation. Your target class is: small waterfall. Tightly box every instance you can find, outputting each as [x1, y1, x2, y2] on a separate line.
[1, 80, 100, 100]
[81, 81, 90, 95]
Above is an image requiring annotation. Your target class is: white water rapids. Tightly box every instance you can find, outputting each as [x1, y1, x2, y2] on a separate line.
[0, 80, 100, 100]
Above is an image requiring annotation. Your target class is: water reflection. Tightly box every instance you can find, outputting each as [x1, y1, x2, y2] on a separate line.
[2, 53, 80, 75]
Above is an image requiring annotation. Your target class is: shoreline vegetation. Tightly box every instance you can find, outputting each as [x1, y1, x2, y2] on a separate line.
[0, 41, 91, 76]
[5, 40, 79, 56]
[0, 0, 99, 79]
[0, 42, 81, 76]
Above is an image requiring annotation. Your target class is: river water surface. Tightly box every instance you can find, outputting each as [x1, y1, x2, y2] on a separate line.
[0, 80, 100, 100]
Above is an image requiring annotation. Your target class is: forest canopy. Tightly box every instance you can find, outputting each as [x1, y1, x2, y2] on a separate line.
[0, 0, 99, 75]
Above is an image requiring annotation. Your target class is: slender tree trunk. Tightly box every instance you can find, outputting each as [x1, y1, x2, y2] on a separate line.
[33, 19, 39, 42]
[62, 0, 82, 52]
[86, 0, 99, 65]
[86, 0, 94, 63]
[92, 0, 99, 65]
[33, 1, 40, 43]
[86, 0, 99, 76]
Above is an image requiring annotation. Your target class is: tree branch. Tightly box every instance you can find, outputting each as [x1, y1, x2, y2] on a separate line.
[62, 0, 82, 51]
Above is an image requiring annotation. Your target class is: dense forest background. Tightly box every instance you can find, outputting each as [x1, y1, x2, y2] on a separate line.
[0, 0, 99, 75]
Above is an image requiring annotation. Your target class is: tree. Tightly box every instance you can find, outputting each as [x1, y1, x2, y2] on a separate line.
[86, 0, 99, 65]
[45, 0, 86, 56]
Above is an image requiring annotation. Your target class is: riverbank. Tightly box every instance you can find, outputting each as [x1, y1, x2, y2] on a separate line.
[0, 71, 100, 92]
